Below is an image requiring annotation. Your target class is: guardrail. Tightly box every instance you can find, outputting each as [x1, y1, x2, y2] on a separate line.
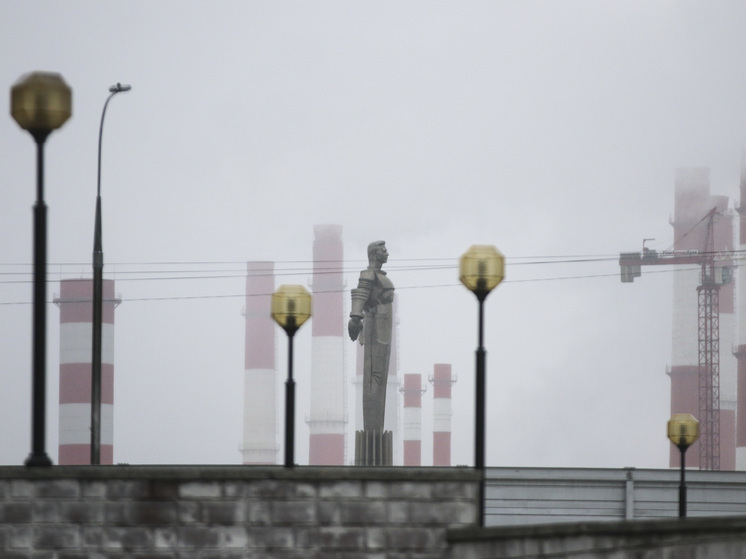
[485, 467, 746, 526]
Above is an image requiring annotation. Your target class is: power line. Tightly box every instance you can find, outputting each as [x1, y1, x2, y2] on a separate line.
[1, 248, 741, 305]
[0, 263, 710, 306]
[4, 250, 743, 283]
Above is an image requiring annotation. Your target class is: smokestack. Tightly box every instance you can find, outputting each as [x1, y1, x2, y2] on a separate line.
[668, 169, 736, 469]
[431, 363, 454, 466]
[308, 225, 347, 464]
[241, 261, 277, 464]
[737, 152, 746, 469]
[669, 169, 709, 469]
[384, 300, 401, 464]
[401, 373, 424, 466]
[715, 195, 736, 471]
[55, 279, 120, 464]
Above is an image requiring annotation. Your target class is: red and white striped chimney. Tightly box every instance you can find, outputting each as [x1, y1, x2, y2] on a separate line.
[384, 300, 401, 464]
[401, 373, 423, 466]
[241, 261, 277, 465]
[716, 199, 736, 471]
[431, 363, 455, 466]
[737, 153, 746, 469]
[308, 225, 347, 465]
[55, 279, 119, 465]
[669, 169, 736, 469]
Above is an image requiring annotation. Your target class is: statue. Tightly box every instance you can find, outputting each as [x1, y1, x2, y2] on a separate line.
[349, 240, 395, 464]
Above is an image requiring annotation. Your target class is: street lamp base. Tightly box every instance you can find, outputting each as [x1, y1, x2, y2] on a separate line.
[25, 453, 52, 467]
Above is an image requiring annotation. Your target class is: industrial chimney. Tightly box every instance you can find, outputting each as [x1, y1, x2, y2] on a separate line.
[401, 373, 424, 466]
[431, 363, 455, 466]
[55, 279, 120, 464]
[308, 225, 347, 464]
[241, 261, 278, 464]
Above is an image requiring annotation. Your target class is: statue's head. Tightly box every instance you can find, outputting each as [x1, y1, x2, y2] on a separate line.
[367, 241, 388, 266]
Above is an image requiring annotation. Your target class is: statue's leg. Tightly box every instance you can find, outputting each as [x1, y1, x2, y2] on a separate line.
[363, 369, 385, 433]
[362, 315, 391, 434]
[369, 369, 388, 433]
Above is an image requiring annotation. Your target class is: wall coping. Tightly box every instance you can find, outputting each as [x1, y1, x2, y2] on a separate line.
[0, 464, 481, 482]
[448, 515, 746, 544]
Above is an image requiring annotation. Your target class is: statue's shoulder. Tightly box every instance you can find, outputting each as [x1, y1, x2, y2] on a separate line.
[358, 269, 376, 282]
[376, 270, 394, 290]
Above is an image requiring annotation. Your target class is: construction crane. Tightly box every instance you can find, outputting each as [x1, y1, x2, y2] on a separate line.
[619, 207, 731, 470]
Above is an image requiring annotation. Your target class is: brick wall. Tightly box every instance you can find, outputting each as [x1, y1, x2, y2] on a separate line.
[0, 465, 479, 558]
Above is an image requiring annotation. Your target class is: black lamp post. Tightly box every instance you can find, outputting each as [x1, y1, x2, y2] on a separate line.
[10, 72, 72, 467]
[271, 284, 311, 467]
[668, 413, 700, 517]
[91, 82, 131, 465]
[459, 244, 505, 526]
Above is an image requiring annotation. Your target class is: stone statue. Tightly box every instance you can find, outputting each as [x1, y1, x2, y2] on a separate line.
[349, 241, 395, 463]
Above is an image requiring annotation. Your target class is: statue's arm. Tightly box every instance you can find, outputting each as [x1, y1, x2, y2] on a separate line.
[348, 315, 363, 341]
[348, 271, 375, 341]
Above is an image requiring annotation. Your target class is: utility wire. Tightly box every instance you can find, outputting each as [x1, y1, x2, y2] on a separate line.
[0, 248, 741, 305]
[3, 250, 746, 283]
[0, 264, 709, 306]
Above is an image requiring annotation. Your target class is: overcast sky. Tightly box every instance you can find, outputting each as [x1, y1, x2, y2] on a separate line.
[2, 1, 746, 468]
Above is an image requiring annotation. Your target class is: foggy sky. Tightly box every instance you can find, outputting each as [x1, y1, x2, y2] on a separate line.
[2, 1, 746, 467]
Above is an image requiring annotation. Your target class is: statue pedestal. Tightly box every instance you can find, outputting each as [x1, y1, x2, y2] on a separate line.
[355, 430, 393, 466]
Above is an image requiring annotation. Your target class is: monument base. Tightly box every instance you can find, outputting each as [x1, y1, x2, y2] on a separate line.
[355, 430, 393, 466]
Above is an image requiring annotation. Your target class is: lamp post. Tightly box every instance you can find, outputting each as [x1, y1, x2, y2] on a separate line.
[668, 413, 700, 517]
[10, 72, 72, 467]
[271, 285, 311, 467]
[91, 82, 131, 465]
[459, 244, 505, 526]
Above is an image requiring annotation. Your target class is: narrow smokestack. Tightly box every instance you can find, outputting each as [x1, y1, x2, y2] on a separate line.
[241, 261, 277, 464]
[716, 197, 736, 471]
[401, 373, 423, 466]
[736, 151, 746, 469]
[668, 169, 735, 470]
[384, 299, 401, 464]
[55, 279, 119, 464]
[669, 169, 709, 470]
[308, 225, 347, 465]
[431, 363, 454, 466]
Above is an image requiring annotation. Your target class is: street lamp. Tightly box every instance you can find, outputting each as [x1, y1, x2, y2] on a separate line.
[460, 244, 505, 526]
[10, 72, 72, 467]
[271, 285, 311, 467]
[668, 413, 700, 517]
[91, 82, 131, 465]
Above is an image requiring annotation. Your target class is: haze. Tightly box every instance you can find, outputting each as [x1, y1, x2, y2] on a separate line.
[2, 2, 746, 467]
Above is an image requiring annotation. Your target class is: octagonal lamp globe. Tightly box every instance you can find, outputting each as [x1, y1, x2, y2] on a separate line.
[667, 413, 700, 449]
[459, 245, 505, 296]
[11, 72, 72, 135]
[271, 285, 312, 334]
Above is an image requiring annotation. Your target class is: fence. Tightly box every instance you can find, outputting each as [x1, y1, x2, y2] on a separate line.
[485, 466, 746, 526]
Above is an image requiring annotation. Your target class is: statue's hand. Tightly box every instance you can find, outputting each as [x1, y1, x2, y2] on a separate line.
[348, 316, 363, 341]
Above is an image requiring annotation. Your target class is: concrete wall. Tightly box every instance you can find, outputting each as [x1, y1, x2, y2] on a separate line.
[0, 465, 479, 558]
[448, 516, 746, 559]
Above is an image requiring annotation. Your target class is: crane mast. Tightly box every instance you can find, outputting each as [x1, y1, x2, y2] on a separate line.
[698, 212, 720, 470]
[619, 208, 725, 470]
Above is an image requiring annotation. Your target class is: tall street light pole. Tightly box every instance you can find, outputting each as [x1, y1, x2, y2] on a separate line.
[271, 285, 312, 467]
[91, 82, 131, 465]
[668, 413, 700, 517]
[10, 72, 72, 467]
[459, 245, 505, 526]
